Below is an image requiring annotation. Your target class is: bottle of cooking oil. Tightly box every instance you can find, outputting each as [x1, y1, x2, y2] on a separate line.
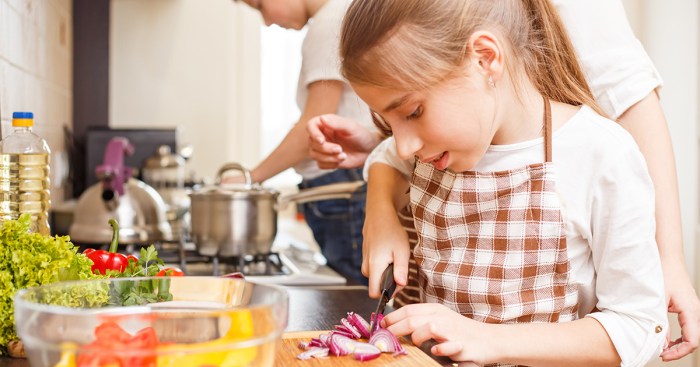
[0, 112, 51, 235]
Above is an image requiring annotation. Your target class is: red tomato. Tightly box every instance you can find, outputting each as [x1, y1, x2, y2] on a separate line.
[156, 267, 184, 277]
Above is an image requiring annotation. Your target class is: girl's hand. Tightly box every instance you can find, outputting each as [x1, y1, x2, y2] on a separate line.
[361, 207, 411, 298]
[383, 303, 491, 364]
[307, 114, 381, 169]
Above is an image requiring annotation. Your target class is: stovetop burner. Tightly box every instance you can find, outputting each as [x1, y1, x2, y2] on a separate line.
[155, 242, 291, 277]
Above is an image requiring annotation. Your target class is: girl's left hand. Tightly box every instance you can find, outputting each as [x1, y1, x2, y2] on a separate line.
[382, 303, 491, 364]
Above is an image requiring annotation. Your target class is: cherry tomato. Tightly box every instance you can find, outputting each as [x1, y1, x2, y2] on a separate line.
[156, 267, 184, 277]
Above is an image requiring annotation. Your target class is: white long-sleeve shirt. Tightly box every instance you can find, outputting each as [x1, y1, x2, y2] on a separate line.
[367, 107, 668, 366]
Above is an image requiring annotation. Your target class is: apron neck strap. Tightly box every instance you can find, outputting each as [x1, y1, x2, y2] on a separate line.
[543, 97, 552, 163]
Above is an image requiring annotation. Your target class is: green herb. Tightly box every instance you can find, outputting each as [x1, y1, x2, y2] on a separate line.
[0, 214, 101, 355]
[107, 245, 173, 306]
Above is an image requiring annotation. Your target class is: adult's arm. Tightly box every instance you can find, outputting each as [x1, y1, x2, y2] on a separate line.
[617, 92, 700, 361]
[248, 80, 343, 183]
[554, 0, 699, 360]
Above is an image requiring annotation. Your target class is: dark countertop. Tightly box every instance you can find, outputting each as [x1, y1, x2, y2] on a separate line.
[1, 285, 454, 367]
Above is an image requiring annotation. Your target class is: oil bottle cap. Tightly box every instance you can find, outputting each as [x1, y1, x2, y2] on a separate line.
[12, 112, 34, 127]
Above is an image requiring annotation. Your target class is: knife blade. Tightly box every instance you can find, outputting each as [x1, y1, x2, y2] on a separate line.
[369, 263, 396, 335]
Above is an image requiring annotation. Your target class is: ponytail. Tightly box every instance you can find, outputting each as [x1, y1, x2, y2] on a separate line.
[520, 0, 606, 117]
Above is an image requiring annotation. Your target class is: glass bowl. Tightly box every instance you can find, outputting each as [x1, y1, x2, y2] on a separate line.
[14, 277, 288, 367]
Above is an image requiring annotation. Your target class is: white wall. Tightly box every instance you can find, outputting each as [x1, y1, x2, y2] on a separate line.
[0, 0, 72, 203]
[110, 0, 261, 183]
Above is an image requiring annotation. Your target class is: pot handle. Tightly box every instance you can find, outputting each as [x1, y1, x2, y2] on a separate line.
[277, 180, 365, 210]
[215, 162, 252, 187]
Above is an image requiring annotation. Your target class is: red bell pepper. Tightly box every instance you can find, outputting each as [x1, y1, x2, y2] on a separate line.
[77, 322, 158, 367]
[83, 219, 135, 275]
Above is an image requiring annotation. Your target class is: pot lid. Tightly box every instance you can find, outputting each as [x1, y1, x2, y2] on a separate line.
[143, 145, 185, 169]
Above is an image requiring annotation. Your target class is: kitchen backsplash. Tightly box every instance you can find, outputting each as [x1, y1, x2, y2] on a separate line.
[0, 0, 72, 203]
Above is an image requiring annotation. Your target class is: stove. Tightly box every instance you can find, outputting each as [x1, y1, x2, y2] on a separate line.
[157, 228, 348, 286]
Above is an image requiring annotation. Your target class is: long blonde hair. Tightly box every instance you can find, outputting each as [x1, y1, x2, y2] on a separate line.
[340, 0, 605, 117]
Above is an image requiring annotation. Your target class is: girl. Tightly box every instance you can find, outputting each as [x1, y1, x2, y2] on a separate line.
[339, 0, 667, 365]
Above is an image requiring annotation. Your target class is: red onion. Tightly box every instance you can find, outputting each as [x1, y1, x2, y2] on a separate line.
[308, 338, 326, 348]
[295, 311, 406, 362]
[369, 328, 404, 353]
[296, 347, 329, 360]
[332, 327, 357, 339]
[346, 312, 371, 338]
[328, 333, 358, 356]
[340, 317, 363, 339]
[352, 342, 382, 361]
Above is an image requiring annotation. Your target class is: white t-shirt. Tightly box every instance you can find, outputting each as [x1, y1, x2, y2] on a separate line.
[294, 0, 373, 180]
[370, 107, 667, 366]
[551, 0, 663, 119]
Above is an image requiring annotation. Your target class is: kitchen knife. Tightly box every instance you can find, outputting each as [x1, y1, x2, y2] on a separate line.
[369, 263, 396, 335]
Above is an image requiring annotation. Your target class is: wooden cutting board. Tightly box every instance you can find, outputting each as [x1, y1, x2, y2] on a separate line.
[274, 330, 442, 366]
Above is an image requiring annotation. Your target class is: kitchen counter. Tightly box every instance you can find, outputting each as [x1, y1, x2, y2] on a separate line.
[1, 285, 455, 367]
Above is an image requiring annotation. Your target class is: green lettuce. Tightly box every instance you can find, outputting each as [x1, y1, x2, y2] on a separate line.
[0, 214, 101, 355]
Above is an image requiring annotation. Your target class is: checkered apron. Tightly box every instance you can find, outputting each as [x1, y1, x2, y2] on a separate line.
[409, 100, 578, 365]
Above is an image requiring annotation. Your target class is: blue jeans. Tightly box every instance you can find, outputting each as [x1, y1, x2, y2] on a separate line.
[298, 168, 367, 285]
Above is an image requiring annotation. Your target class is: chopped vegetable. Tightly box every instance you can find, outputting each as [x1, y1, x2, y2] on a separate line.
[56, 310, 258, 367]
[369, 328, 405, 354]
[0, 214, 100, 355]
[296, 347, 330, 360]
[328, 333, 357, 356]
[346, 312, 371, 338]
[353, 342, 382, 361]
[155, 267, 184, 277]
[295, 311, 406, 362]
[76, 322, 158, 367]
[83, 219, 133, 275]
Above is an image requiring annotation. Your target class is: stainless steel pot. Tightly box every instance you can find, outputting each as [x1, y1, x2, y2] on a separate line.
[189, 163, 364, 257]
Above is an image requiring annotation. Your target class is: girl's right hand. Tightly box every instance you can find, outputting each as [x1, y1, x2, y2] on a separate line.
[362, 208, 411, 298]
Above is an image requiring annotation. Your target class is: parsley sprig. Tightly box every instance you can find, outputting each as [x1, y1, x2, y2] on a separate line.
[107, 245, 174, 306]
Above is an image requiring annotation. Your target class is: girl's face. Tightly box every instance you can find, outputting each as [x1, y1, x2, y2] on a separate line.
[353, 64, 497, 172]
[242, 0, 308, 30]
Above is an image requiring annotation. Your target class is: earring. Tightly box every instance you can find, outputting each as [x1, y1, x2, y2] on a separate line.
[488, 76, 496, 88]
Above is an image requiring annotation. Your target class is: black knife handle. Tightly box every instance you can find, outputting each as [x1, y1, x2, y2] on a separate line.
[380, 263, 396, 301]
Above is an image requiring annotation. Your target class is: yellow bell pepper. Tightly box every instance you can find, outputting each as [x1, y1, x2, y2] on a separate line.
[156, 309, 258, 367]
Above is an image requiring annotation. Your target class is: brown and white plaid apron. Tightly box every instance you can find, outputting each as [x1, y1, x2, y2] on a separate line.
[409, 99, 578, 364]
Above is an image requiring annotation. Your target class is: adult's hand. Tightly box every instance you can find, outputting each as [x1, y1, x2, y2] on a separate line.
[660, 262, 700, 361]
[307, 114, 382, 169]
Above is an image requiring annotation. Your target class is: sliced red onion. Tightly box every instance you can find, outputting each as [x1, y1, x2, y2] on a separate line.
[297, 347, 329, 360]
[318, 333, 331, 346]
[352, 342, 382, 361]
[346, 312, 371, 338]
[328, 333, 358, 356]
[331, 327, 357, 339]
[297, 341, 310, 350]
[340, 317, 363, 339]
[369, 328, 404, 353]
[308, 338, 326, 348]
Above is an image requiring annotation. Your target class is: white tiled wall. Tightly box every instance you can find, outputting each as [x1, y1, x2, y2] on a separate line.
[0, 0, 72, 203]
